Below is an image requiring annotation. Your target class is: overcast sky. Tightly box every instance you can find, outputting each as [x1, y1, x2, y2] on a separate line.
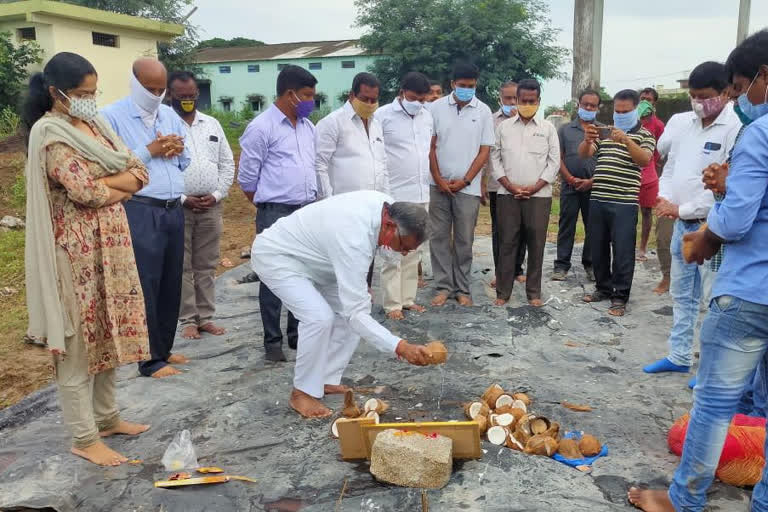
[191, 0, 768, 108]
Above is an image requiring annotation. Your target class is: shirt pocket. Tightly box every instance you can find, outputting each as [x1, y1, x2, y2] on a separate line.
[207, 140, 220, 164]
[527, 138, 549, 155]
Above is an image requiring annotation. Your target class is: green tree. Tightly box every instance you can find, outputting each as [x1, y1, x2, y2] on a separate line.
[197, 37, 265, 49]
[355, 0, 567, 106]
[0, 32, 42, 111]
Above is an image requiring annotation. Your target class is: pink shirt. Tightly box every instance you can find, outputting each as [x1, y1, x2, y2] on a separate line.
[641, 114, 665, 185]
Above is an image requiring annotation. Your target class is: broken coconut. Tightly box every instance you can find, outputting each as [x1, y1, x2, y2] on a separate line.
[490, 413, 516, 429]
[481, 384, 505, 408]
[342, 390, 361, 418]
[463, 401, 490, 421]
[494, 394, 514, 410]
[579, 434, 602, 456]
[511, 399, 528, 413]
[542, 421, 561, 441]
[331, 417, 347, 439]
[425, 341, 448, 364]
[364, 398, 390, 415]
[524, 435, 559, 457]
[495, 406, 526, 425]
[557, 438, 582, 459]
[530, 417, 551, 436]
[365, 410, 381, 424]
[514, 414, 537, 444]
[486, 425, 509, 446]
[505, 430, 526, 451]
[475, 414, 489, 435]
[512, 393, 532, 406]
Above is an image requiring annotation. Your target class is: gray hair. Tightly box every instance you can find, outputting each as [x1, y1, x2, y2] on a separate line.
[499, 80, 517, 92]
[389, 202, 429, 244]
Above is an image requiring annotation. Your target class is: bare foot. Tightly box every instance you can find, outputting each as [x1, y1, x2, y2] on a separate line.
[431, 294, 449, 306]
[71, 441, 127, 466]
[151, 365, 182, 378]
[636, 251, 648, 262]
[493, 298, 508, 306]
[181, 325, 200, 340]
[417, 278, 427, 289]
[403, 304, 426, 313]
[456, 295, 473, 306]
[100, 420, 150, 437]
[290, 389, 332, 418]
[167, 353, 189, 364]
[199, 322, 226, 335]
[490, 278, 497, 289]
[324, 384, 350, 394]
[653, 277, 670, 295]
[387, 310, 405, 321]
[515, 275, 527, 283]
[627, 488, 675, 512]
[528, 299, 543, 307]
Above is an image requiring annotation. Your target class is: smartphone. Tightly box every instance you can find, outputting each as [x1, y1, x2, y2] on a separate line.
[598, 126, 613, 140]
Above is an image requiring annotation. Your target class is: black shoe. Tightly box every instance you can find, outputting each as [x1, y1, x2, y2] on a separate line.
[585, 267, 595, 282]
[265, 345, 287, 362]
[288, 337, 298, 350]
[551, 270, 568, 281]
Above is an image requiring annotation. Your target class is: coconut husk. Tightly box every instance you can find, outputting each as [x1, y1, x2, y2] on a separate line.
[364, 398, 390, 415]
[557, 438, 582, 459]
[475, 414, 489, 435]
[579, 434, 602, 456]
[505, 430, 526, 451]
[512, 393, 532, 406]
[464, 401, 490, 420]
[542, 421, 561, 440]
[425, 341, 447, 364]
[561, 401, 593, 412]
[365, 410, 380, 424]
[481, 384, 505, 408]
[530, 417, 551, 436]
[524, 435, 559, 457]
[486, 425, 508, 445]
[494, 394, 515, 409]
[342, 390, 361, 418]
[514, 418, 533, 444]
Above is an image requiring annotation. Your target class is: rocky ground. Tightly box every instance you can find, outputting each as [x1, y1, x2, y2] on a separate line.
[0, 238, 751, 511]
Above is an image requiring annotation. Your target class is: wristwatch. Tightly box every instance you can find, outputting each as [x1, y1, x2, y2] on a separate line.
[463, 178, 472, 187]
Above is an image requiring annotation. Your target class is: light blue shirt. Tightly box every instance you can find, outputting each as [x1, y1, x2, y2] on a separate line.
[101, 98, 190, 200]
[707, 113, 768, 306]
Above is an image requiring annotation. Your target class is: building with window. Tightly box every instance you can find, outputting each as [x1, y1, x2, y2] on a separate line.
[0, 0, 184, 105]
[195, 40, 381, 113]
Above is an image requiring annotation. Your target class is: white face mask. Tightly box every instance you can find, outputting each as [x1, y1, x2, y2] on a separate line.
[58, 90, 99, 121]
[400, 97, 424, 116]
[130, 73, 165, 114]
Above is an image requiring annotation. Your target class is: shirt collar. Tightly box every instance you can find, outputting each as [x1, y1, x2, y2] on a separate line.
[269, 102, 309, 128]
[191, 112, 205, 126]
[343, 100, 358, 120]
[512, 114, 538, 126]
[448, 93, 478, 108]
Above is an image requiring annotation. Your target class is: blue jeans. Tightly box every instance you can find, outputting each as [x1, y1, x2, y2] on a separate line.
[738, 354, 768, 417]
[667, 220, 714, 367]
[669, 295, 768, 511]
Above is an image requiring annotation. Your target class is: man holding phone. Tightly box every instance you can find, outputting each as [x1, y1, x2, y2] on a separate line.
[578, 89, 656, 316]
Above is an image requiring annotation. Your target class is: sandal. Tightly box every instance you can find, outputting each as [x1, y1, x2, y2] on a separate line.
[582, 291, 609, 303]
[608, 302, 626, 317]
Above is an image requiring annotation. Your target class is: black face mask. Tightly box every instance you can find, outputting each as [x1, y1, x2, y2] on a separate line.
[172, 98, 197, 115]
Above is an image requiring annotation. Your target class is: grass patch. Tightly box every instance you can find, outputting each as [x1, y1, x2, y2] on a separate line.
[0, 229, 29, 361]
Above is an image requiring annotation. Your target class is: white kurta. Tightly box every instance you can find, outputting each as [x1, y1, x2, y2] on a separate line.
[250, 190, 401, 397]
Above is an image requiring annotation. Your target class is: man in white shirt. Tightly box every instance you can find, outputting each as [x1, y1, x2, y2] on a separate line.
[376, 72, 432, 320]
[429, 61, 495, 307]
[491, 79, 560, 307]
[169, 72, 235, 340]
[251, 191, 433, 418]
[643, 62, 741, 375]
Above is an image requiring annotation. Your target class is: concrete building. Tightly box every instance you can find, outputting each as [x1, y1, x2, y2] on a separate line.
[0, 0, 184, 105]
[656, 78, 690, 98]
[195, 40, 381, 113]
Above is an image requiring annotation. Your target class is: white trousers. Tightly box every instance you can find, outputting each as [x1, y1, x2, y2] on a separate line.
[381, 250, 420, 312]
[258, 273, 360, 398]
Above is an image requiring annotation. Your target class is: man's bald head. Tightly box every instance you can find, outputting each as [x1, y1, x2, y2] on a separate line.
[132, 57, 167, 96]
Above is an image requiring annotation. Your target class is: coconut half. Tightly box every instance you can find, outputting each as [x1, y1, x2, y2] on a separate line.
[365, 410, 380, 424]
[331, 417, 347, 439]
[494, 394, 515, 410]
[524, 434, 559, 457]
[530, 417, 551, 436]
[464, 401, 490, 420]
[364, 398, 390, 415]
[511, 399, 528, 412]
[486, 425, 508, 446]
[494, 413, 516, 428]
[475, 414, 489, 435]
[505, 430, 526, 451]
[512, 392, 532, 406]
[481, 384, 505, 408]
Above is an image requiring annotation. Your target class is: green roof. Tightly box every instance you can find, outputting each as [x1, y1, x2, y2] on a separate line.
[0, 0, 184, 37]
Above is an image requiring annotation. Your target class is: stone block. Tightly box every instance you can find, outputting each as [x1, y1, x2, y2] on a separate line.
[369, 429, 453, 489]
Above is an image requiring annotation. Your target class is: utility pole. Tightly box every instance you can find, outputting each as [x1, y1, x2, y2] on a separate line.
[737, 0, 751, 45]
[571, 0, 604, 100]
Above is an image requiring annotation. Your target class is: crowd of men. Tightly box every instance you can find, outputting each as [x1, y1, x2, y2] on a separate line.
[90, 26, 768, 508]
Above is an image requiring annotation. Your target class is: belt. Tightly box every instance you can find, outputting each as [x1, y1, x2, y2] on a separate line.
[255, 202, 307, 210]
[681, 218, 707, 225]
[129, 196, 181, 209]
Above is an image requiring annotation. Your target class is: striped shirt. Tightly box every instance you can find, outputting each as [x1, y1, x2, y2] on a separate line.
[590, 124, 656, 205]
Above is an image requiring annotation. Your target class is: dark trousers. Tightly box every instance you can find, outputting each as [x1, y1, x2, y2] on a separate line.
[489, 192, 525, 276]
[256, 203, 301, 348]
[124, 200, 185, 377]
[496, 195, 551, 301]
[588, 200, 638, 303]
[555, 190, 592, 272]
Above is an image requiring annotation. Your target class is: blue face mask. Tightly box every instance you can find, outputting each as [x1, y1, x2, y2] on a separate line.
[501, 104, 517, 116]
[578, 108, 596, 122]
[733, 102, 753, 126]
[736, 71, 768, 123]
[454, 87, 475, 102]
[613, 109, 638, 132]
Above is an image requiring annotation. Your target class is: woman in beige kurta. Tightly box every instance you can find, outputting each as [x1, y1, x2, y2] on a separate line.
[24, 52, 151, 466]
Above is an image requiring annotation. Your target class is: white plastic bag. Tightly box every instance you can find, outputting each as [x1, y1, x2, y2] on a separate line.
[161, 429, 198, 471]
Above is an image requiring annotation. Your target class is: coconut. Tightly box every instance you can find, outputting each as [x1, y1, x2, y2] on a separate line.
[492, 407, 526, 425]
[514, 420, 532, 444]
[530, 417, 551, 436]
[488, 413, 498, 426]
[512, 393, 532, 406]
[365, 410, 380, 424]
[425, 341, 448, 364]
[481, 384, 505, 408]
[542, 421, 561, 440]
[486, 425, 508, 446]
[494, 394, 515, 410]
[524, 434, 559, 457]
[505, 430, 526, 451]
[330, 417, 348, 438]
[557, 438, 582, 459]
[475, 414, 489, 435]
[511, 399, 528, 413]
[364, 398, 390, 415]
[464, 401, 490, 420]
[494, 413, 516, 428]
[579, 434, 602, 456]
[342, 390, 361, 418]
